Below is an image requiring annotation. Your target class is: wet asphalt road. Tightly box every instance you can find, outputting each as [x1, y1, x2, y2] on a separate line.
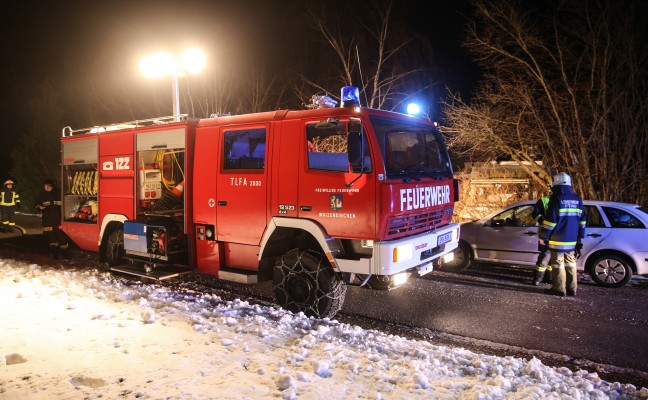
[342, 265, 648, 374]
[2, 213, 648, 387]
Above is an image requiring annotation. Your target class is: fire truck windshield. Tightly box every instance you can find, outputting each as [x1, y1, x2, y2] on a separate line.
[369, 116, 453, 181]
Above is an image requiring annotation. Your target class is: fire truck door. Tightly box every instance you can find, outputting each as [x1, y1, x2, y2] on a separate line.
[216, 125, 269, 244]
[298, 120, 375, 239]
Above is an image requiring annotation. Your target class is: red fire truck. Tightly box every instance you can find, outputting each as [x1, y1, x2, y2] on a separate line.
[60, 87, 460, 318]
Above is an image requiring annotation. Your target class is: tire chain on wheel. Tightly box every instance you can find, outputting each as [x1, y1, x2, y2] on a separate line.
[274, 249, 346, 318]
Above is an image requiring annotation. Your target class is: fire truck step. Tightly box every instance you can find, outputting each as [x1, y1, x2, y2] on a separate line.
[110, 263, 193, 281]
[218, 267, 258, 284]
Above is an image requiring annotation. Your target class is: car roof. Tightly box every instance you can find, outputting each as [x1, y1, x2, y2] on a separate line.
[473, 200, 644, 223]
[511, 200, 640, 208]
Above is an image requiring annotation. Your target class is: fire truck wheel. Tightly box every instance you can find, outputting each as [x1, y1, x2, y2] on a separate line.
[273, 249, 346, 319]
[105, 228, 126, 267]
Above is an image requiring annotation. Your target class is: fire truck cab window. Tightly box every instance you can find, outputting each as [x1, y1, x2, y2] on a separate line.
[224, 128, 266, 170]
[370, 116, 452, 180]
[306, 121, 350, 172]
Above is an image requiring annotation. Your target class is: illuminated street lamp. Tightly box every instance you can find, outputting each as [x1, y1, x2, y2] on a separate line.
[140, 48, 206, 121]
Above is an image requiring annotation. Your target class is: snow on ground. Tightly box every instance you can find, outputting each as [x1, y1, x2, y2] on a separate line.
[1, 258, 646, 400]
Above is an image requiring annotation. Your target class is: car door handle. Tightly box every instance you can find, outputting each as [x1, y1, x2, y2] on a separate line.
[300, 206, 312, 211]
[587, 233, 601, 238]
[524, 231, 536, 236]
[218, 201, 227, 206]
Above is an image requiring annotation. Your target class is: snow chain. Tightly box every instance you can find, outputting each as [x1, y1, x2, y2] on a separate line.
[274, 249, 346, 318]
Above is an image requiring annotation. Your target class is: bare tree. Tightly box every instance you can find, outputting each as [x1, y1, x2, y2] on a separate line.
[442, 0, 648, 205]
[300, 0, 434, 112]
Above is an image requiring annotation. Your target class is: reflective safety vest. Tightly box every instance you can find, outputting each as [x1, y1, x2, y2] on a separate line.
[538, 186, 586, 251]
[0, 189, 20, 206]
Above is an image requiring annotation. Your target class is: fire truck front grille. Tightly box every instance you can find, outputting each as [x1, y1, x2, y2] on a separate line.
[386, 210, 445, 238]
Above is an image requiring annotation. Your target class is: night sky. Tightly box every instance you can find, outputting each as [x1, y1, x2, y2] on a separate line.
[0, 0, 479, 179]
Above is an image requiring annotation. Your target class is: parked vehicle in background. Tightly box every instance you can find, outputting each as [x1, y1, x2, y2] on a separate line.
[447, 200, 648, 288]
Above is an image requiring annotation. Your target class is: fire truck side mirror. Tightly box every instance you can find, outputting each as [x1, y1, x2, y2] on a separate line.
[347, 130, 363, 172]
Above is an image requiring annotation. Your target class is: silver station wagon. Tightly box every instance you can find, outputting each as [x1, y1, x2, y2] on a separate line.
[449, 201, 648, 288]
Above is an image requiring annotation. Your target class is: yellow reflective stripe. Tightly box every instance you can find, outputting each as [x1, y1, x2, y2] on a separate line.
[559, 208, 582, 213]
[43, 227, 53, 231]
[542, 220, 556, 228]
[580, 221, 586, 226]
[54, 201, 62, 205]
[43, 201, 51, 206]
[548, 240, 577, 246]
[559, 210, 583, 217]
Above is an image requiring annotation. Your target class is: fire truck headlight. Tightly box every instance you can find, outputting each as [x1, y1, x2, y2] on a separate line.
[206, 229, 214, 239]
[393, 244, 413, 263]
[392, 272, 409, 286]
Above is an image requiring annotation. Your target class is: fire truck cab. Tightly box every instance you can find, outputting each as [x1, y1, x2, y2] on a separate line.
[60, 88, 460, 318]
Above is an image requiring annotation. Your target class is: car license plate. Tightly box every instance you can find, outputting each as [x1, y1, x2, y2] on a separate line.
[437, 232, 452, 246]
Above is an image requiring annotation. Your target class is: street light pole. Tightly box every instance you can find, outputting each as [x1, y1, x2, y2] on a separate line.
[140, 49, 205, 121]
[172, 71, 180, 122]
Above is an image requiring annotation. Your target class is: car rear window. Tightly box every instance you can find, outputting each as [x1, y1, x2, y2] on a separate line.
[602, 206, 646, 228]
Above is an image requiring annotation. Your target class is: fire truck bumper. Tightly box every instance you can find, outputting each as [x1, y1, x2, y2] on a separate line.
[334, 223, 460, 277]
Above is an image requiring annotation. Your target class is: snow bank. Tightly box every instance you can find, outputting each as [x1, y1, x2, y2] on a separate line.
[1, 259, 646, 399]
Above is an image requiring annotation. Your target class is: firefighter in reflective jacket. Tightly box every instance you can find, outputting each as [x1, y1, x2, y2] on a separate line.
[530, 186, 552, 285]
[0, 180, 21, 232]
[36, 179, 69, 259]
[538, 173, 586, 296]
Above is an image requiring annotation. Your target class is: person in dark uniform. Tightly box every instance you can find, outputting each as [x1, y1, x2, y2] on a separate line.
[36, 179, 69, 259]
[530, 186, 552, 285]
[538, 173, 586, 296]
[0, 179, 21, 232]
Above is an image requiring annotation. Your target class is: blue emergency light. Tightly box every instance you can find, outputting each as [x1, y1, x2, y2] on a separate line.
[341, 86, 360, 108]
[407, 102, 421, 116]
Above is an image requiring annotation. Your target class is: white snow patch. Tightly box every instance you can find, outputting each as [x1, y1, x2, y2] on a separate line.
[0, 258, 645, 399]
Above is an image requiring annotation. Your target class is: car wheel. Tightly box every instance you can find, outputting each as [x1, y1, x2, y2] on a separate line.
[273, 249, 347, 318]
[588, 254, 633, 288]
[444, 241, 472, 270]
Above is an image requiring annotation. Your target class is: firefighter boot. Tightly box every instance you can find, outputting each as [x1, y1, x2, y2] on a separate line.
[542, 270, 553, 284]
[532, 270, 544, 286]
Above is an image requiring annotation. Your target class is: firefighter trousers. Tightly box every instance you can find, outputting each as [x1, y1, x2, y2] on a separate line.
[549, 251, 578, 294]
[1, 205, 16, 230]
[44, 226, 70, 259]
[534, 244, 553, 272]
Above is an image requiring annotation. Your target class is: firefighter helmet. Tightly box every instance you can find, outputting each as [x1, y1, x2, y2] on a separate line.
[552, 172, 572, 186]
[3, 180, 14, 186]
